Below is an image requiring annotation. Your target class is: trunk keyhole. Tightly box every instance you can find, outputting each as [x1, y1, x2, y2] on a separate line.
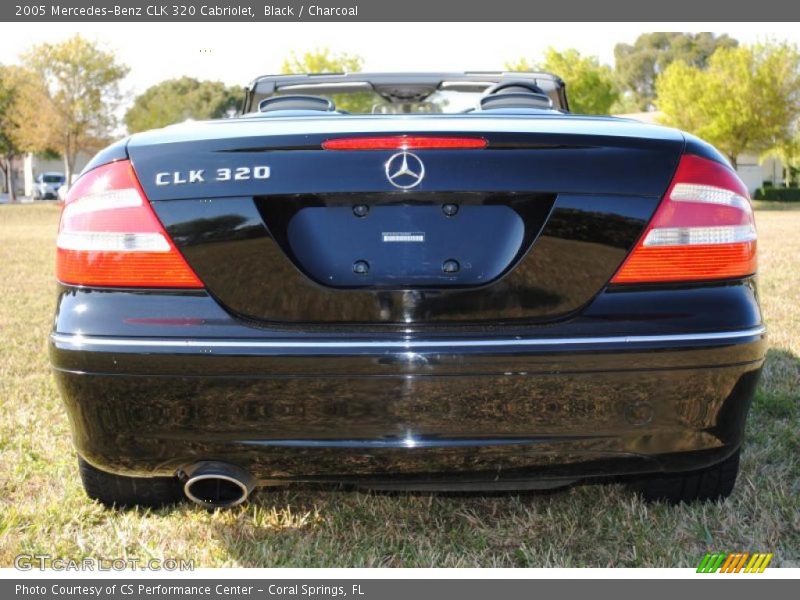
[353, 260, 370, 274]
[442, 204, 459, 217]
[442, 259, 460, 273]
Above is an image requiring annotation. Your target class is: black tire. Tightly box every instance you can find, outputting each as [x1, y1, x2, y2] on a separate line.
[78, 457, 184, 509]
[633, 449, 740, 504]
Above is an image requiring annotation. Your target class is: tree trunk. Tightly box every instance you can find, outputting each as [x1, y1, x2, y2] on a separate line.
[62, 130, 75, 190]
[728, 153, 738, 169]
[63, 152, 73, 190]
[0, 158, 7, 194]
[4, 156, 17, 203]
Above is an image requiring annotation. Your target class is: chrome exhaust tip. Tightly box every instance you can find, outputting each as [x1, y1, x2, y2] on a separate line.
[181, 462, 256, 509]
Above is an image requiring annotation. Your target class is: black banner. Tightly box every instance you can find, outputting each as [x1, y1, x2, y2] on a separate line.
[5, 579, 799, 600]
[2, 0, 800, 22]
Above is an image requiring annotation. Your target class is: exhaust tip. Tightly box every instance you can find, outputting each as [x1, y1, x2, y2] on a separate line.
[182, 462, 256, 509]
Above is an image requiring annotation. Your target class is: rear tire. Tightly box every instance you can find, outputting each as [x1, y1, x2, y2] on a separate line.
[78, 457, 184, 509]
[633, 449, 740, 504]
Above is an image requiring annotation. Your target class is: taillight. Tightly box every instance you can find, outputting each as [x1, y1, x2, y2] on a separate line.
[322, 136, 487, 150]
[611, 154, 756, 284]
[56, 160, 203, 288]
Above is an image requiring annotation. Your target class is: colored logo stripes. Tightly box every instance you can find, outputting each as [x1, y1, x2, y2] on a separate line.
[697, 552, 773, 573]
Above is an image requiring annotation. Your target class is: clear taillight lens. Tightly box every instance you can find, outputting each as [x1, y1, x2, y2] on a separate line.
[56, 160, 203, 288]
[611, 154, 757, 284]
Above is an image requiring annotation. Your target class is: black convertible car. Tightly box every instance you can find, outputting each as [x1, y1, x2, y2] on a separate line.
[50, 72, 765, 508]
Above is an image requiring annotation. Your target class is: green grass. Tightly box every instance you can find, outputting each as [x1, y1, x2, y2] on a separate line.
[752, 200, 800, 211]
[0, 203, 798, 567]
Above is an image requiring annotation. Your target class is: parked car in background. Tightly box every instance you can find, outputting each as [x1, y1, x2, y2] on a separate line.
[33, 172, 65, 200]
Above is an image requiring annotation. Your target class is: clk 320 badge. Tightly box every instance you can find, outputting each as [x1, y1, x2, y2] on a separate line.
[154, 166, 270, 186]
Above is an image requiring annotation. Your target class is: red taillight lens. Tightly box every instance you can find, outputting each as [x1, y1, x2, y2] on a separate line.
[56, 160, 203, 288]
[611, 154, 757, 284]
[322, 136, 488, 150]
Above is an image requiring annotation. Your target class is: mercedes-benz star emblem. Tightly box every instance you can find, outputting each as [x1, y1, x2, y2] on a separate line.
[385, 151, 425, 189]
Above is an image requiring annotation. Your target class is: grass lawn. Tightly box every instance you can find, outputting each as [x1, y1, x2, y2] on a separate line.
[0, 202, 797, 568]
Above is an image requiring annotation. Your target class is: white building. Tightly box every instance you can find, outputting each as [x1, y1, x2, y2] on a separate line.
[1, 156, 25, 196]
[614, 111, 785, 195]
[22, 151, 91, 196]
[1, 152, 93, 198]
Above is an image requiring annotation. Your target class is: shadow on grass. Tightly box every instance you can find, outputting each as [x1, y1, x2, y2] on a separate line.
[209, 481, 591, 567]
[754, 347, 800, 419]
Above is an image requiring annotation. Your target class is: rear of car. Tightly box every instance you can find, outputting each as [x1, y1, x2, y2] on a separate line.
[50, 74, 765, 509]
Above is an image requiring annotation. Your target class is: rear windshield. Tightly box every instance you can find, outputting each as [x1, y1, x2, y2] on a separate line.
[272, 90, 485, 114]
[42, 175, 64, 183]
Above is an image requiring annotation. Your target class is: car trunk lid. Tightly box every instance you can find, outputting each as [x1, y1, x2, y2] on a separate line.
[130, 115, 684, 325]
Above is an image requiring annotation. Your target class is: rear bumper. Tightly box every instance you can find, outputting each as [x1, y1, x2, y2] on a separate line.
[50, 322, 766, 485]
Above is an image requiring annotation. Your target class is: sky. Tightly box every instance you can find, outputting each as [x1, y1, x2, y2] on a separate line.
[1, 22, 799, 103]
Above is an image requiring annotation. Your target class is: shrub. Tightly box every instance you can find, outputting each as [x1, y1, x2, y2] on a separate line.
[753, 187, 800, 201]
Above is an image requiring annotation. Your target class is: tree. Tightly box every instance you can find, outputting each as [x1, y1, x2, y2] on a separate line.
[0, 65, 24, 202]
[13, 35, 128, 186]
[762, 125, 800, 187]
[125, 77, 241, 133]
[506, 49, 618, 114]
[281, 47, 363, 75]
[615, 32, 738, 111]
[280, 48, 374, 113]
[656, 43, 800, 167]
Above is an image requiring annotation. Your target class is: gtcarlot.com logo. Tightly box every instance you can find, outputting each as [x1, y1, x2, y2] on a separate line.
[14, 554, 194, 571]
[697, 552, 773, 573]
